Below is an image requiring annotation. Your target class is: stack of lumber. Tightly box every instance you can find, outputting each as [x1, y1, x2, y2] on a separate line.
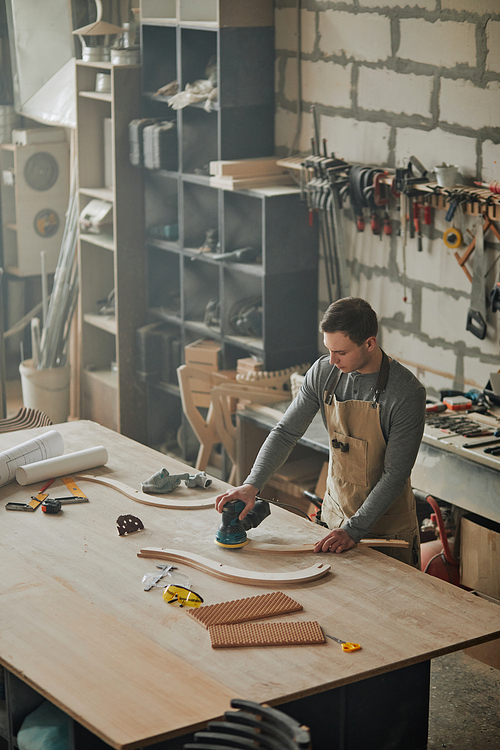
[209, 157, 296, 190]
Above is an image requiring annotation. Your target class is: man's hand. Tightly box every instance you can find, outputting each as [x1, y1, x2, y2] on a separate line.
[313, 528, 356, 554]
[215, 484, 258, 519]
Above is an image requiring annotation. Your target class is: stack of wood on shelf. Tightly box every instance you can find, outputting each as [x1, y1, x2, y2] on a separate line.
[209, 157, 296, 191]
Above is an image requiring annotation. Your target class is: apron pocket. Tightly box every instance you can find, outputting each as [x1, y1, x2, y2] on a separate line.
[330, 430, 368, 487]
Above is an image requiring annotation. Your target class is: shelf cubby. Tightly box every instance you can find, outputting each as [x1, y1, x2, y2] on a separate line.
[77, 61, 146, 441]
[140, 1, 318, 453]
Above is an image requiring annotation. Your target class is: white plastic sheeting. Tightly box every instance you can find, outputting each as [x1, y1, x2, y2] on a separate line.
[6, 0, 76, 128]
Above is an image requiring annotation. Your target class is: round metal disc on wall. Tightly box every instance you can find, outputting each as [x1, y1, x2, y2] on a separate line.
[24, 152, 59, 191]
[33, 209, 60, 238]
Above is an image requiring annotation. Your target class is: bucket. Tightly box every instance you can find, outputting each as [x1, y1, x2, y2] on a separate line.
[19, 359, 70, 425]
[435, 163, 459, 187]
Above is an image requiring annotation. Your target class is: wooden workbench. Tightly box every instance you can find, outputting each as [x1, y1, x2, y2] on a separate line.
[1, 420, 500, 750]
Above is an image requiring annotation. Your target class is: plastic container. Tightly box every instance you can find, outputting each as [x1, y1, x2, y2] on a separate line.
[19, 359, 70, 424]
[435, 164, 459, 187]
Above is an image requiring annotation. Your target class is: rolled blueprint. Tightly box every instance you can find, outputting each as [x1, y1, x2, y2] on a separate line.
[16, 446, 108, 485]
[0, 430, 64, 487]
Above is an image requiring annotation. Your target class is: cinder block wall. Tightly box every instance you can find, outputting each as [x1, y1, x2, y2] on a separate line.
[275, 0, 500, 396]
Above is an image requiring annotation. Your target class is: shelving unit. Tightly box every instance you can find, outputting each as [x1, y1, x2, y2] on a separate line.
[76, 61, 146, 442]
[139, 0, 319, 450]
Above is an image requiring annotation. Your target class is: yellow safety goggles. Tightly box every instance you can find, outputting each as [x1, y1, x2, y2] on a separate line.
[162, 584, 203, 608]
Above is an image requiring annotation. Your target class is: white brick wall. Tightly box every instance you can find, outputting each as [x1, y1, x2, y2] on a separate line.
[275, 106, 314, 154]
[275, 7, 316, 56]
[442, 0, 500, 13]
[274, 1, 500, 389]
[318, 10, 391, 63]
[440, 78, 500, 130]
[360, 0, 435, 8]
[289, 59, 352, 109]
[320, 115, 392, 165]
[382, 329, 459, 381]
[395, 127, 477, 178]
[345, 217, 392, 270]
[464, 354, 500, 390]
[482, 140, 500, 183]
[358, 67, 433, 117]
[486, 20, 500, 74]
[420, 287, 470, 344]
[399, 19, 476, 68]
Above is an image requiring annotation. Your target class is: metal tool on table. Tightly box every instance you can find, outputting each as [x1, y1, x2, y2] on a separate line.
[214, 498, 271, 548]
[466, 221, 487, 339]
[39, 476, 89, 514]
[41, 495, 88, 513]
[325, 634, 361, 652]
[5, 478, 54, 512]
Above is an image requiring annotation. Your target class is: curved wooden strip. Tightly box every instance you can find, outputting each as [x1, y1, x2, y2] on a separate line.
[74, 474, 216, 510]
[243, 539, 410, 554]
[137, 547, 331, 586]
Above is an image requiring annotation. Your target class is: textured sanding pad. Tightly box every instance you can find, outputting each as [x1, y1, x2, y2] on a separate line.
[209, 620, 325, 649]
[187, 591, 303, 629]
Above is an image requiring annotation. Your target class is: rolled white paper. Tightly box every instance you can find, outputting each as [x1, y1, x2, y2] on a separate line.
[16, 446, 108, 486]
[0, 430, 64, 487]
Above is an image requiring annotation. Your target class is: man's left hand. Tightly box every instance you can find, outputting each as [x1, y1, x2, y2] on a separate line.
[313, 528, 356, 554]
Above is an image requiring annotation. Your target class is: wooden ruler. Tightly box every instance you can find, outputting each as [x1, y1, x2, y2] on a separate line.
[62, 476, 88, 499]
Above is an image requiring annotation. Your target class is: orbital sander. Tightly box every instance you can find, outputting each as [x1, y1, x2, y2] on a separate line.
[214, 498, 271, 548]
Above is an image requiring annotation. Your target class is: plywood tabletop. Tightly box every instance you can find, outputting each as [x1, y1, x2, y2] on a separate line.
[1, 420, 500, 748]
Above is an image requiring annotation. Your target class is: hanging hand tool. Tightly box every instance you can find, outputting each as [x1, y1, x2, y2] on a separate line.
[454, 214, 500, 282]
[413, 201, 422, 251]
[325, 634, 361, 652]
[466, 222, 487, 339]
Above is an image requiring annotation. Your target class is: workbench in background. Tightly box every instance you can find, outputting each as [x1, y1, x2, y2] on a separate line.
[1, 420, 500, 750]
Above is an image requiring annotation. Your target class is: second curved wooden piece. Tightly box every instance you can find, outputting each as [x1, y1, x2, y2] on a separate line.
[242, 539, 410, 554]
[137, 547, 331, 586]
[74, 474, 216, 510]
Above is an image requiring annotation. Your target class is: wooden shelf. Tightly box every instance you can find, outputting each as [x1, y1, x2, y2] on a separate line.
[77, 61, 147, 442]
[83, 313, 117, 335]
[79, 186, 114, 202]
[79, 90, 112, 103]
[80, 232, 115, 251]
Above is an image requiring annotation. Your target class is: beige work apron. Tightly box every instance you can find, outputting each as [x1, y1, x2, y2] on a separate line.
[321, 355, 421, 568]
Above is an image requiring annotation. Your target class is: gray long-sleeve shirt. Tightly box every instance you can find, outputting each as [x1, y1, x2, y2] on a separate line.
[245, 354, 426, 542]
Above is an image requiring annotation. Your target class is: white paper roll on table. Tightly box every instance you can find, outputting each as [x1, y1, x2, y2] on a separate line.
[16, 446, 108, 485]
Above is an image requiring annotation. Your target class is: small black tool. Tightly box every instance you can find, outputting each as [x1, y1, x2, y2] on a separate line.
[41, 498, 62, 514]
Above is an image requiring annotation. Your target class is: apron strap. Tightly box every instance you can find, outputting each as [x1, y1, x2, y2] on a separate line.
[371, 349, 390, 407]
[323, 366, 342, 405]
[323, 349, 390, 407]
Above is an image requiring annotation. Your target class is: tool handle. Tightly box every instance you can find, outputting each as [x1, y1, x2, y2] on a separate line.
[342, 642, 361, 652]
[466, 308, 487, 340]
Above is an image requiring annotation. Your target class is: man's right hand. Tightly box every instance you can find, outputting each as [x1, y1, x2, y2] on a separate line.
[215, 484, 259, 519]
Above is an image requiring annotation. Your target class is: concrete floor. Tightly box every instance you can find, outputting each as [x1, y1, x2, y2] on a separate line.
[428, 651, 500, 749]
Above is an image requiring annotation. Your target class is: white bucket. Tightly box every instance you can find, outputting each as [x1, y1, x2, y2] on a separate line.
[19, 359, 71, 425]
[435, 164, 459, 187]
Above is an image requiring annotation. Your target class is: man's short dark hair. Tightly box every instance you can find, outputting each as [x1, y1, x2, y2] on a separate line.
[319, 297, 378, 346]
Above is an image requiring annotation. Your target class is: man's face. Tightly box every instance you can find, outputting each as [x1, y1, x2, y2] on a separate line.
[323, 331, 376, 374]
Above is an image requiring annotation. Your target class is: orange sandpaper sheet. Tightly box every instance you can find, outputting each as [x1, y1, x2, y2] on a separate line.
[209, 620, 325, 649]
[187, 591, 303, 629]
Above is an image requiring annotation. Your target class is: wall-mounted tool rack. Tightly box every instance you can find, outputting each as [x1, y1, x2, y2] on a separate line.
[278, 155, 500, 285]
